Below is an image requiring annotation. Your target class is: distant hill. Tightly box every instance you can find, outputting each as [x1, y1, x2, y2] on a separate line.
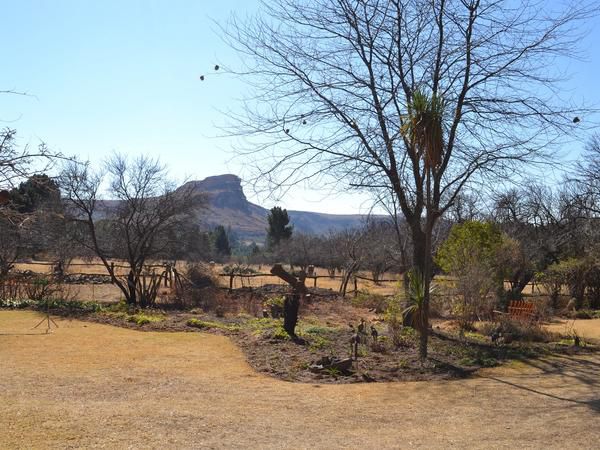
[180, 174, 368, 242]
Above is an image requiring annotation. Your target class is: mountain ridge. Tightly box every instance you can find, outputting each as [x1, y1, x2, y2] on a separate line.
[184, 174, 368, 241]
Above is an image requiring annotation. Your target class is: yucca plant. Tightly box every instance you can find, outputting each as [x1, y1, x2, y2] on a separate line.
[401, 89, 446, 171]
[402, 269, 436, 335]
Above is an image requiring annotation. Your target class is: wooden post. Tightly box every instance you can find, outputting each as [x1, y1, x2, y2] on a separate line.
[313, 276, 317, 288]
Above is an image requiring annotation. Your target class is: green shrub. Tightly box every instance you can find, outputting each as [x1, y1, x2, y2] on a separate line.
[186, 318, 239, 332]
[308, 335, 331, 351]
[127, 313, 164, 326]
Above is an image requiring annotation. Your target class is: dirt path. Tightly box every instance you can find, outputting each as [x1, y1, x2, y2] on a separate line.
[1, 311, 598, 449]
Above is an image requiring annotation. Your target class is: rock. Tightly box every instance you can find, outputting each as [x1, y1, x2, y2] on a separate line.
[309, 356, 353, 375]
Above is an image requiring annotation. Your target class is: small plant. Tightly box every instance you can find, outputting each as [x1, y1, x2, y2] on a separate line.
[402, 270, 434, 332]
[0, 298, 34, 308]
[308, 335, 331, 351]
[186, 318, 239, 332]
[480, 317, 552, 343]
[323, 366, 341, 377]
[25, 276, 59, 303]
[270, 324, 290, 340]
[127, 313, 164, 326]
[370, 335, 388, 353]
[264, 296, 285, 318]
[385, 297, 404, 347]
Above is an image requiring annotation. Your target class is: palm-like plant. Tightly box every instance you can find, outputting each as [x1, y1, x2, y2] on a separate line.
[401, 89, 446, 171]
[402, 269, 436, 334]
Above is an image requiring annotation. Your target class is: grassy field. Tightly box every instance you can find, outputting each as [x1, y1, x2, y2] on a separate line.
[13, 259, 405, 300]
[1, 310, 599, 449]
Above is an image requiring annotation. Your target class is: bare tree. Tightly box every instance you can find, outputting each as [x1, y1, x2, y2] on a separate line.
[337, 228, 365, 297]
[0, 126, 71, 278]
[223, 0, 595, 358]
[575, 134, 600, 216]
[492, 181, 589, 301]
[0, 128, 64, 190]
[61, 154, 206, 307]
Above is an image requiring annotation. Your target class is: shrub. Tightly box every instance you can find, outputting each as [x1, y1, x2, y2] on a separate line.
[186, 318, 239, 332]
[436, 221, 514, 327]
[186, 263, 218, 289]
[127, 313, 164, 326]
[264, 296, 285, 318]
[351, 290, 389, 313]
[385, 297, 404, 347]
[480, 317, 552, 343]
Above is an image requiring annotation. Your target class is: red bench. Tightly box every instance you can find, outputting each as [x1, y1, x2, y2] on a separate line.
[507, 300, 536, 320]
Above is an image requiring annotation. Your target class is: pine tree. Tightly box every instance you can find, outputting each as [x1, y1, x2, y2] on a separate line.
[266, 206, 292, 248]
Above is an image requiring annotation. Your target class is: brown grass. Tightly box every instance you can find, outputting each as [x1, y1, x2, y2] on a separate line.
[1, 310, 599, 449]
[545, 318, 600, 343]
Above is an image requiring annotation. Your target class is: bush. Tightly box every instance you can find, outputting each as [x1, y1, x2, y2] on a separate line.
[351, 290, 389, 313]
[264, 296, 285, 318]
[179, 263, 222, 311]
[127, 313, 164, 326]
[186, 263, 218, 289]
[385, 298, 416, 347]
[480, 317, 552, 343]
[186, 318, 239, 332]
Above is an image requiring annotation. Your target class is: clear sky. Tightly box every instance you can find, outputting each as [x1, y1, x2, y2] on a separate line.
[1, 0, 599, 214]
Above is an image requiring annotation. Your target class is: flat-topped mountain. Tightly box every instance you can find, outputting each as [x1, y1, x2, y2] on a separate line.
[183, 174, 367, 241]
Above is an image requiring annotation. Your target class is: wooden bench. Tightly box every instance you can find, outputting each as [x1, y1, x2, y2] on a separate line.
[507, 300, 536, 320]
[494, 300, 536, 321]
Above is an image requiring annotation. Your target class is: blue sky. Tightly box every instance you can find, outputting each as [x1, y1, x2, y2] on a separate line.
[1, 0, 599, 214]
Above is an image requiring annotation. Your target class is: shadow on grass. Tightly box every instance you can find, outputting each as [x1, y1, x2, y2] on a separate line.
[482, 353, 600, 414]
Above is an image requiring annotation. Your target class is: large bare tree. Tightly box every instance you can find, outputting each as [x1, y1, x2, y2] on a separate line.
[223, 0, 596, 357]
[61, 154, 205, 307]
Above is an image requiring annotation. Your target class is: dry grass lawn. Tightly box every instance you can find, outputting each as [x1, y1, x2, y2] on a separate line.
[545, 318, 600, 343]
[1, 310, 599, 449]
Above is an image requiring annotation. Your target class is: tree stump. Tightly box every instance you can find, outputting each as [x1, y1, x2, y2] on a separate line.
[270, 264, 306, 339]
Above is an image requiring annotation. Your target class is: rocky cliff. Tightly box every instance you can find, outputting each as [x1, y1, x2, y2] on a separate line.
[185, 174, 367, 241]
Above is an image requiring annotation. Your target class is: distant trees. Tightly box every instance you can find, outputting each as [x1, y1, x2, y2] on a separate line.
[266, 206, 292, 248]
[61, 154, 204, 307]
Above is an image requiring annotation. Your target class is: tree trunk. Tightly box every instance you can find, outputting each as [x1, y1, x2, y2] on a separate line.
[127, 270, 137, 305]
[283, 293, 300, 337]
[270, 264, 306, 339]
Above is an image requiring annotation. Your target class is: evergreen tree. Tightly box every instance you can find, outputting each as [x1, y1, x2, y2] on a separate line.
[9, 174, 60, 213]
[212, 225, 231, 257]
[266, 206, 293, 248]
